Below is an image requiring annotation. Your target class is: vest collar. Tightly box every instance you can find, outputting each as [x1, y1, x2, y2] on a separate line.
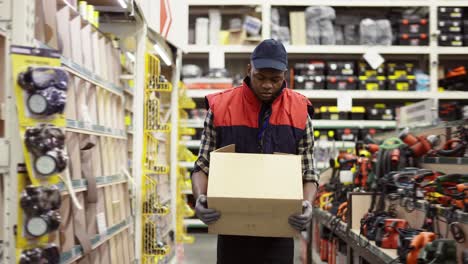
[242, 76, 287, 105]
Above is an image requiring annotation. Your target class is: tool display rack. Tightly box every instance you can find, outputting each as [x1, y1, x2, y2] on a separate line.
[0, 0, 140, 263]
[140, 52, 174, 264]
[0, 1, 185, 264]
[310, 121, 468, 264]
[175, 83, 197, 245]
[180, 0, 468, 228]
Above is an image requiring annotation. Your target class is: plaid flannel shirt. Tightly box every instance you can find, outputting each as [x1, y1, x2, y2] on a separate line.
[193, 109, 319, 184]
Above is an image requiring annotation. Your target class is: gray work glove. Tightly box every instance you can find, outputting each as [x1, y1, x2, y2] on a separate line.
[289, 200, 313, 231]
[195, 194, 221, 225]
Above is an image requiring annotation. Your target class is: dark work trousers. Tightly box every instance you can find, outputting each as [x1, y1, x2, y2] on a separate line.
[217, 235, 294, 264]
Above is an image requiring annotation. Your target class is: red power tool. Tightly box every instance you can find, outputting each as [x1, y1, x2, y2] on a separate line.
[355, 157, 371, 188]
[375, 219, 409, 249]
[399, 128, 439, 158]
[407, 232, 436, 264]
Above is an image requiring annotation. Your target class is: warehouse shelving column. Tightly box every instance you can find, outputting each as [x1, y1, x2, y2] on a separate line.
[2, 0, 36, 262]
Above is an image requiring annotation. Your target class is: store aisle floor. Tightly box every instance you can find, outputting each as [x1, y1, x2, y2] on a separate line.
[183, 233, 302, 264]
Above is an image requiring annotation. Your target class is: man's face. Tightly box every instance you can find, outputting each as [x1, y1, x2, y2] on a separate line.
[247, 64, 285, 103]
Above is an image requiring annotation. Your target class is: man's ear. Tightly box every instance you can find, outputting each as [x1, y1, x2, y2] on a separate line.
[247, 63, 252, 77]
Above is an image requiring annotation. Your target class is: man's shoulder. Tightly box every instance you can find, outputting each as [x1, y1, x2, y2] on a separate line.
[284, 88, 310, 104]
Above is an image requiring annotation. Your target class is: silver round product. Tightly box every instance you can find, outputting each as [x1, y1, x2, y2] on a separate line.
[27, 93, 48, 115]
[26, 216, 49, 237]
[34, 154, 58, 176]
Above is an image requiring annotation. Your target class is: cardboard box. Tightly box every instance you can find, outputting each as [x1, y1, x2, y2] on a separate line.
[207, 145, 302, 238]
[289, 12, 306, 45]
[70, 15, 83, 65]
[56, 6, 72, 58]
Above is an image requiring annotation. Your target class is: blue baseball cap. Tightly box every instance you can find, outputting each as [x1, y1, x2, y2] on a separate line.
[251, 39, 288, 71]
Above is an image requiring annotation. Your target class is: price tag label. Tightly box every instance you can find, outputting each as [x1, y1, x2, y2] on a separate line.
[363, 49, 385, 70]
[337, 95, 352, 112]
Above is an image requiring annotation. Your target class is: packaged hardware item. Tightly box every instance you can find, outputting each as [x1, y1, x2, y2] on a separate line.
[388, 76, 416, 91]
[415, 70, 430, 91]
[400, 17, 429, 34]
[336, 128, 359, 141]
[439, 66, 468, 91]
[327, 61, 355, 76]
[24, 124, 68, 176]
[358, 62, 386, 77]
[387, 63, 415, 77]
[367, 104, 394, 120]
[294, 61, 326, 75]
[358, 76, 387, 91]
[19, 244, 60, 264]
[320, 19, 336, 45]
[375, 19, 393, 46]
[305, 6, 336, 45]
[398, 33, 429, 46]
[294, 75, 326, 90]
[20, 186, 62, 237]
[315, 129, 336, 140]
[439, 102, 462, 121]
[344, 24, 359, 45]
[335, 25, 344, 45]
[182, 64, 202, 78]
[438, 20, 463, 33]
[327, 76, 358, 90]
[360, 18, 377, 45]
[320, 106, 345, 120]
[438, 7, 464, 20]
[17, 67, 69, 116]
[351, 106, 366, 120]
[439, 34, 464, 46]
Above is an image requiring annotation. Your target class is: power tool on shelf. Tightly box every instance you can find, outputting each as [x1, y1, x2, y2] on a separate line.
[436, 123, 468, 157]
[399, 128, 440, 158]
[417, 239, 457, 264]
[375, 219, 409, 249]
[406, 232, 436, 264]
[397, 227, 423, 262]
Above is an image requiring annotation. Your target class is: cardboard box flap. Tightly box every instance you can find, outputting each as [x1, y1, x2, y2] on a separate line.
[213, 144, 235, 153]
[208, 151, 302, 200]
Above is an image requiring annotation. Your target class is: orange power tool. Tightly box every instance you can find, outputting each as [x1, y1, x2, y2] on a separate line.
[407, 232, 436, 264]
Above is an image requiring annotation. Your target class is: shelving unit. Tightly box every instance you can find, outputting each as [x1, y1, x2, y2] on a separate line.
[0, 0, 185, 263]
[186, 89, 468, 100]
[180, 118, 396, 129]
[311, 120, 468, 264]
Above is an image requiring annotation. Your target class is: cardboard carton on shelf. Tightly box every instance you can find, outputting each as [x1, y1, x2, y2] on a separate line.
[207, 145, 303, 238]
[228, 29, 247, 45]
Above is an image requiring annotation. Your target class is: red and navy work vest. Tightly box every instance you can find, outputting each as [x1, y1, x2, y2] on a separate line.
[206, 80, 312, 154]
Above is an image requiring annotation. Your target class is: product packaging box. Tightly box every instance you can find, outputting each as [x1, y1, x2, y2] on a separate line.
[207, 145, 303, 238]
[398, 33, 429, 46]
[399, 18, 429, 34]
[439, 34, 464, 46]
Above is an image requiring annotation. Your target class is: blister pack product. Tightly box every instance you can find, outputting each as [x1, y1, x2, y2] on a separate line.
[360, 18, 377, 45]
[376, 19, 393, 46]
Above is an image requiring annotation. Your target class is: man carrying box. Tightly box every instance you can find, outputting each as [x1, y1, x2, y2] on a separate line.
[191, 39, 319, 263]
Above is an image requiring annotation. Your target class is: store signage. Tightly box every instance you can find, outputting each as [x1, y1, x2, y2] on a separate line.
[398, 99, 435, 128]
[137, 0, 188, 49]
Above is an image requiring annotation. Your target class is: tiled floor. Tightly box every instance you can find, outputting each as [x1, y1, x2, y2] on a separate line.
[182, 233, 302, 264]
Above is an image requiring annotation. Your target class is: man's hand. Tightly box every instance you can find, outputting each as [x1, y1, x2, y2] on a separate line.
[288, 200, 313, 231]
[195, 194, 221, 225]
